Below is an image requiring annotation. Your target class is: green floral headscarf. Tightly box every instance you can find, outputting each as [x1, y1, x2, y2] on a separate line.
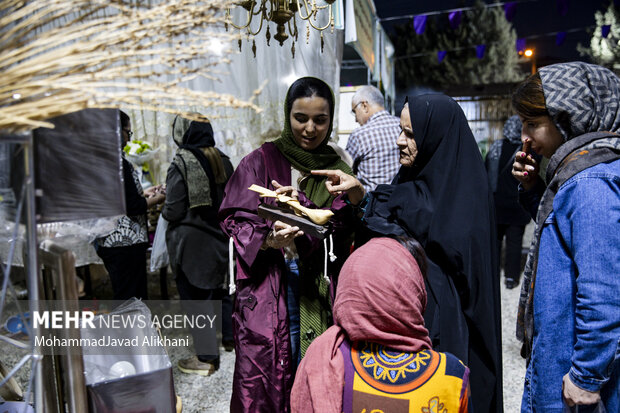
[273, 77, 352, 208]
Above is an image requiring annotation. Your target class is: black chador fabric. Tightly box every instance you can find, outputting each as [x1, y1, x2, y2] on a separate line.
[364, 94, 503, 413]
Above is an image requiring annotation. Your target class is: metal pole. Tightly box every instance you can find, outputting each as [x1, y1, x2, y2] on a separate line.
[22, 133, 43, 412]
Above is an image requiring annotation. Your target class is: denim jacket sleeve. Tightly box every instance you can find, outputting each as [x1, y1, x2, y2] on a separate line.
[553, 166, 620, 392]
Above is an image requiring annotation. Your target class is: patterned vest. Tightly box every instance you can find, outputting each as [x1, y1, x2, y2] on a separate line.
[97, 158, 148, 247]
[340, 341, 469, 413]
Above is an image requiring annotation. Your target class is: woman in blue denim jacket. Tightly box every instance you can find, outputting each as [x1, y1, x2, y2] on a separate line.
[511, 62, 620, 412]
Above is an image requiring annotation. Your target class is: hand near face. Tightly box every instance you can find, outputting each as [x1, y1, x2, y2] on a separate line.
[311, 170, 365, 205]
[520, 115, 564, 159]
[264, 220, 304, 249]
[562, 374, 601, 407]
[512, 138, 540, 191]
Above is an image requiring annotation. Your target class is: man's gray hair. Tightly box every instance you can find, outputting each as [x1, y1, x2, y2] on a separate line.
[352, 85, 385, 107]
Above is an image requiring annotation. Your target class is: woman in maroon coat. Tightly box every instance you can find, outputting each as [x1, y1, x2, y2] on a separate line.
[219, 77, 355, 412]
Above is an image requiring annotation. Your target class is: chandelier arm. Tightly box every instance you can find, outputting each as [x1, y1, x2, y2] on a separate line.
[228, 17, 252, 30]
[306, 20, 331, 31]
[287, 15, 298, 37]
[247, 12, 265, 36]
[306, 5, 333, 31]
[265, 0, 275, 22]
[254, 0, 270, 33]
[251, 1, 264, 17]
[227, 6, 254, 30]
[295, 0, 313, 20]
[228, 1, 267, 32]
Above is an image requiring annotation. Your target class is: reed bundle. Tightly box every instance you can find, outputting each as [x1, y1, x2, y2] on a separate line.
[0, 0, 261, 132]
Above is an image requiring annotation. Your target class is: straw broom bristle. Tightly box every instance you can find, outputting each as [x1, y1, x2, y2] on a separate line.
[0, 0, 262, 133]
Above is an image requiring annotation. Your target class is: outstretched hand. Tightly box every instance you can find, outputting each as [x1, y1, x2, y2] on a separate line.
[512, 139, 540, 191]
[311, 169, 365, 205]
[264, 220, 304, 250]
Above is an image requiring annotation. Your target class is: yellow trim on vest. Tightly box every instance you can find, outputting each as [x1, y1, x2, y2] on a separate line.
[351, 351, 464, 413]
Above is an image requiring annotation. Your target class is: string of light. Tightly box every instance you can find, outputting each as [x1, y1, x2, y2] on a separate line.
[378, 0, 541, 23]
[394, 25, 594, 61]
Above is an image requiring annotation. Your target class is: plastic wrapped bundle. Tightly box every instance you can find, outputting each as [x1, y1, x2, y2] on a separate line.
[81, 299, 176, 413]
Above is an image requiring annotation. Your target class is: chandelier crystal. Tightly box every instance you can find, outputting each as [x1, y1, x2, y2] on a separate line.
[226, 0, 336, 57]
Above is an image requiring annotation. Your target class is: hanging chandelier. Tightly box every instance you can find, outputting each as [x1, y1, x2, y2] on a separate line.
[226, 0, 336, 57]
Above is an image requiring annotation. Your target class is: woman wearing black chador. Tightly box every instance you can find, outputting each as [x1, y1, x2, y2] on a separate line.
[314, 94, 503, 413]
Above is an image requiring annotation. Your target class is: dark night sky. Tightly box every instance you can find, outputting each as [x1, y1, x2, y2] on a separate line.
[374, 0, 608, 64]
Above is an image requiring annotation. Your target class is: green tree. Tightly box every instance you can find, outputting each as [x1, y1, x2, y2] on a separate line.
[578, 2, 620, 69]
[394, 1, 522, 88]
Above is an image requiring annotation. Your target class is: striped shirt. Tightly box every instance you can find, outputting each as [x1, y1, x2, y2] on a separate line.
[345, 111, 401, 192]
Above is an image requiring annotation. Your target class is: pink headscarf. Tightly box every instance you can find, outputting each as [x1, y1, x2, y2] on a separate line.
[291, 237, 431, 412]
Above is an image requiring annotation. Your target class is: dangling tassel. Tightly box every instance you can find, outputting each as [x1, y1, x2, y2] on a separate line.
[323, 238, 330, 284]
[328, 234, 337, 263]
[228, 237, 236, 294]
[322, 235, 337, 284]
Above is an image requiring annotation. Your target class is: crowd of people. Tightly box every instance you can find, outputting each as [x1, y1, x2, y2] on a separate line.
[109, 61, 619, 413]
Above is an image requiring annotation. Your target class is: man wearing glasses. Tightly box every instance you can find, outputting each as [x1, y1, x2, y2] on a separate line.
[94, 110, 165, 300]
[346, 85, 401, 192]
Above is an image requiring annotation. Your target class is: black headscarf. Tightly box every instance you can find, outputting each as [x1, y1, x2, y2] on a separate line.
[364, 94, 503, 413]
[366, 94, 494, 255]
[180, 120, 216, 148]
[175, 118, 219, 205]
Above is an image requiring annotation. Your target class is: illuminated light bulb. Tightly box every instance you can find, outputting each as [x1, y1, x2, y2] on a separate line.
[209, 39, 225, 56]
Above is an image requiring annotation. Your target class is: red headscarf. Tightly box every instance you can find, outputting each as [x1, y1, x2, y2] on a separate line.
[291, 237, 431, 412]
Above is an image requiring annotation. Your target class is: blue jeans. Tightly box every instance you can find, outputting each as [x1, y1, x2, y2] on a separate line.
[286, 259, 300, 370]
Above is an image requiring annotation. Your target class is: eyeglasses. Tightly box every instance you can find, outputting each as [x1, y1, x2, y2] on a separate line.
[351, 101, 365, 115]
[124, 129, 133, 139]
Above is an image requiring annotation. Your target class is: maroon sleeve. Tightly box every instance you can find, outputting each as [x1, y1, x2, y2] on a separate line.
[219, 144, 354, 275]
[218, 149, 271, 278]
